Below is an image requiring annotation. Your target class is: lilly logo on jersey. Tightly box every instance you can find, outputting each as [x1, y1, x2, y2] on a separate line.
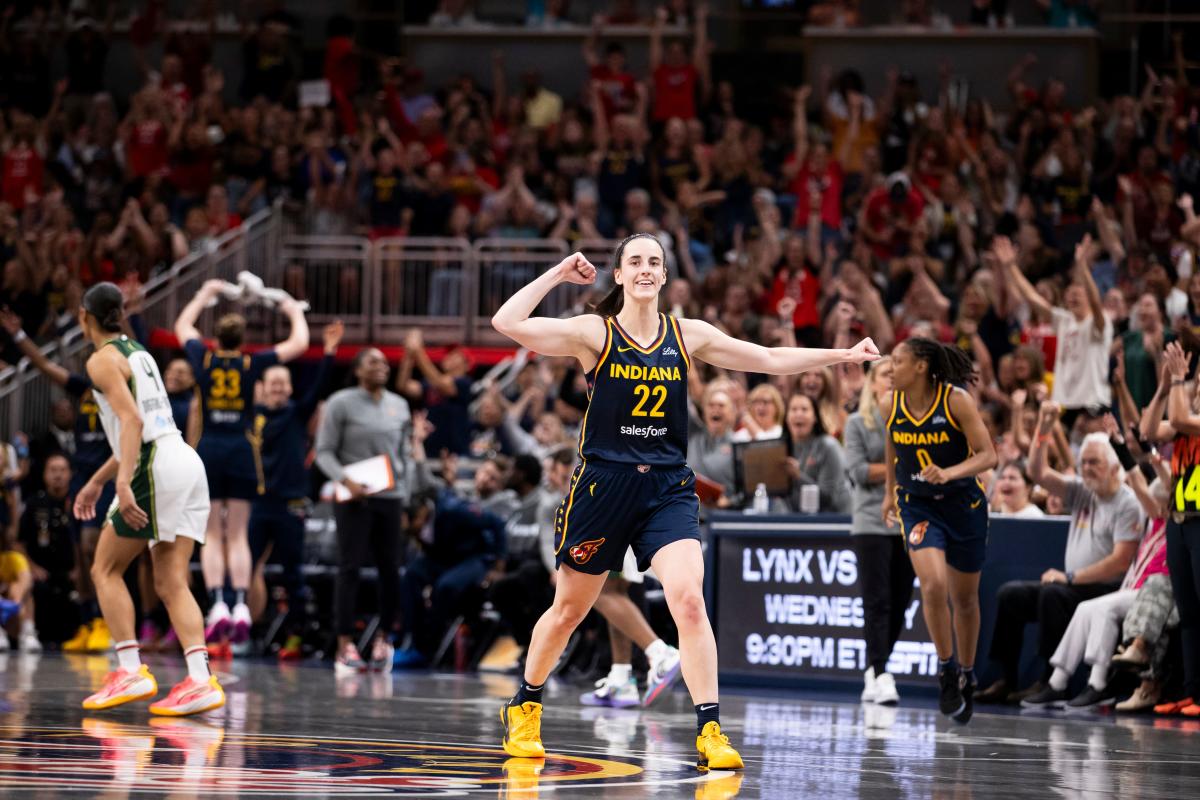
[570, 538, 606, 565]
[930, 415, 947, 425]
[661, 346, 679, 358]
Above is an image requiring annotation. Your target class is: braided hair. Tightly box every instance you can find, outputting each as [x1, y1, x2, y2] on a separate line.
[590, 232, 667, 318]
[902, 337, 975, 387]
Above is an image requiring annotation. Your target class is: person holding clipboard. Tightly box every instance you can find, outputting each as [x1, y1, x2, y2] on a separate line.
[315, 347, 413, 675]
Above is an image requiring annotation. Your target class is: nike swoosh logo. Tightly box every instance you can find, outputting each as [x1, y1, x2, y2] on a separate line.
[970, 500, 982, 509]
[699, 704, 717, 711]
[617, 345, 638, 353]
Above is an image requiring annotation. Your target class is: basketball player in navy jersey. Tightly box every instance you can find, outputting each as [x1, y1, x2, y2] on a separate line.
[882, 338, 997, 724]
[492, 233, 880, 770]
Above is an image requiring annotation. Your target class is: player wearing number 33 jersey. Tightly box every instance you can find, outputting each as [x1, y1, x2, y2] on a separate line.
[555, 310, 696, 575]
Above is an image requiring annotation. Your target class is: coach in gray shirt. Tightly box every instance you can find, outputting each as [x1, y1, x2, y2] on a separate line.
[315, 347, 413, 672]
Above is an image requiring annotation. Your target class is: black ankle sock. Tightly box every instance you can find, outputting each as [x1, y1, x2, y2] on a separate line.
[695, 703, 720, 734]
[233, 590, 246, 607]
[209, 588, 223, 606]
[961, 666, 976, 686]
[512, 681, 544, 706]
[939, 657, 959, 674]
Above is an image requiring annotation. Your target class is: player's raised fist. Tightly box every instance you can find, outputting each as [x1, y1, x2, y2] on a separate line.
[845, 337, 881, 364]
[555, 252, 597, 285]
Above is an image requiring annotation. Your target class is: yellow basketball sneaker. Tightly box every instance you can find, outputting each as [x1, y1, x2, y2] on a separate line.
[63, 622, 93, 653]
[82, 665, 158, 710]
[695, 722, 744, 771]
[501, 701, 546, 758]
[86, 618, 114, 652]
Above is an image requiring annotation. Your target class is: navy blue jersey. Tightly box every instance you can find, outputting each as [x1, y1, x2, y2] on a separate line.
[579, 313, 690, 466]
[888, 383, 978, 497]
[253, 355, 331, 499]
[64, 373, 112, 481]
[184, 340, 279, 435]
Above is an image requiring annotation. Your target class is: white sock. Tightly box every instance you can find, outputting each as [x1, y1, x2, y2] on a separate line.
[185, 645, 211, 681]
[609, 663, 632, 684]
[645, 638, 669, 663]
[115, 641, 141, 672]
[20, 619, 35, 635]
[1088, 663, 1108, 692]
[1049, 667, 1070, 692]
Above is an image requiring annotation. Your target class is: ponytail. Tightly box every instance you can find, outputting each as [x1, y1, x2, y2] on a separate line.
[588, 232, 665, 319]
[904, 337, 975, 387]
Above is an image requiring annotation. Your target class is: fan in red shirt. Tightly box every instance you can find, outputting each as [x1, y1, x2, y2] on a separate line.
[860, 172, 925, 261]
[584, 24, 636, 120]
[782, 85, 843, 232]
[764, 236, 822, 344]
[649, 5, 709, 123]
[124, 89, 172, 179]
[2, 127, 44, 211]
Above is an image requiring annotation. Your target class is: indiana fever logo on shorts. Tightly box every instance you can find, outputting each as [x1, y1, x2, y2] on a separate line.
[570, 538, 606, 565]
[908, 521, 929, 546]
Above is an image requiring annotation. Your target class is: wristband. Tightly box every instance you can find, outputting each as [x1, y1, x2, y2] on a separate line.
[1066, 571, 1075, 585]
[1110, 437, 1137, 471]
[1173, 379, 1187, 386]
[11, 330, 26, 344]
[1036, 433, 1053, 444]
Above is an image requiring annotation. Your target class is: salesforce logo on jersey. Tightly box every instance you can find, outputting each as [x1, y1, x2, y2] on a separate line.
[621, 424, 668, 438]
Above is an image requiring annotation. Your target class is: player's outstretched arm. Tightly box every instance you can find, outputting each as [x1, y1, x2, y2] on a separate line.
[174, 280, 226, 344]
[272, 297, 311, 363]
[678, 318, 880, 375]
[491, 253, 605, 362]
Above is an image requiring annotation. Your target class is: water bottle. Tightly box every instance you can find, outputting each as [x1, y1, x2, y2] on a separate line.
[752, 483, 769, 515]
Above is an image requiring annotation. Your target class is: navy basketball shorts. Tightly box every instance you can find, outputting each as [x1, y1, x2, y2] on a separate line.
[554, 459, 701, 575]
[897, 486, 989, 573]
[197, 432, 261, 501]
[249, 497, 309, 565]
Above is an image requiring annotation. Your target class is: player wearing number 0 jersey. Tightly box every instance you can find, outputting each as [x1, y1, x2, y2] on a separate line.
[883, 337, 996, 726]
[74, 283, 225, 717]
[491, 233, 880, 771]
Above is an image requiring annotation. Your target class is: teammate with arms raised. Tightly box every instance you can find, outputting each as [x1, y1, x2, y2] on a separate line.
[492, 234, 879, 770]
[883, 338, 997, 723]
[74, 283, 224, 716]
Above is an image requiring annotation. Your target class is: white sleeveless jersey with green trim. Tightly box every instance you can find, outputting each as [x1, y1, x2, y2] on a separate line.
[94, 336, 180, 460]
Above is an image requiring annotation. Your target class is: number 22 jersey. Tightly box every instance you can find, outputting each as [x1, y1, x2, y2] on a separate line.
[579, 313, 690, 466]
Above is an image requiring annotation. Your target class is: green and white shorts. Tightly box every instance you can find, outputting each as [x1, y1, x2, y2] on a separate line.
[106, 434, 210, 547]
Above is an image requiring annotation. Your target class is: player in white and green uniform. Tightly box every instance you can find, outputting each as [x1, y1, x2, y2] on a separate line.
[74, 282, 225, 717]
[95, 335, 211, 543]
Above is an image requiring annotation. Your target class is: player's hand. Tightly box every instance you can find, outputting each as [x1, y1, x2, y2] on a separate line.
[323, 319, 344, 353]
[73, 481, 102, 521]
[554, 252, 596, 286]
[845, 337, 881, 364]
[920, 464, 950, 484]
[880, 493, 898, 529]
[116, 483, 149, 531]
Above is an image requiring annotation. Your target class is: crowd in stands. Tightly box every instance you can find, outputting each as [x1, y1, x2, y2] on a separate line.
[0, 1, 1197, 716]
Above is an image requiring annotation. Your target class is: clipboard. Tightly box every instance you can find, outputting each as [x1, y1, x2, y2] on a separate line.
[328, 455, 396, 502]
[733, 437, 790, 497]
[693, 472, 725, 505]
